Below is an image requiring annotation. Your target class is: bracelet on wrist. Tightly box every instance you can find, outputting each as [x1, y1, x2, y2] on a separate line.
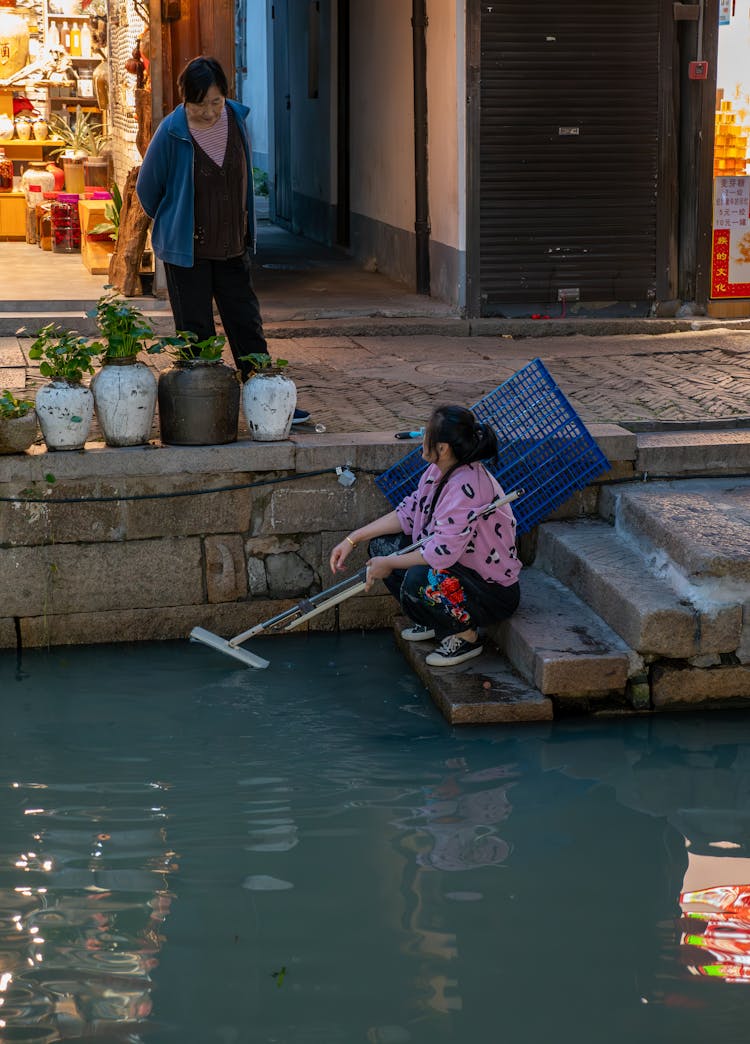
[345, 535, 357, 548]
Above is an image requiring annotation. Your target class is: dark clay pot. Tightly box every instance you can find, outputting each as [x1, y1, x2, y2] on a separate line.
[158, 360, 240, 446]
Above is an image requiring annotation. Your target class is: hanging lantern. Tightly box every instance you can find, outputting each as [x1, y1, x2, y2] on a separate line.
[0, 1, 29, 79]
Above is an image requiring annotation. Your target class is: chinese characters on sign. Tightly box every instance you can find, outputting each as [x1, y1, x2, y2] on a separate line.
[711, 177, 750, 298]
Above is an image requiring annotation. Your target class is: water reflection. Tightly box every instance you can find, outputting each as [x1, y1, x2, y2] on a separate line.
[397, 759, 516, 872]
[680, 863, 750, 982]
[4, 639, 750, 1043]
[0, 780, 176, 1042]
[542, 716, 750, 1006]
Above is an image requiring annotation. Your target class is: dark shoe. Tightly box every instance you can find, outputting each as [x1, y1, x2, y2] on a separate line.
[292, 407, 311, 425]
[401, 624, 436, 642]
[425, 634, 483, 667]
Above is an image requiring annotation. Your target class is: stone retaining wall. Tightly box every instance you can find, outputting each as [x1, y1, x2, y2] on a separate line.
[0, 425, 633, 652]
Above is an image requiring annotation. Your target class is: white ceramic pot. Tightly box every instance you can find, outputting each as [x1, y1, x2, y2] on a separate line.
[242, 372, 297, 441]
[91, 358, 157, 447]
[35, 381, 93, 451]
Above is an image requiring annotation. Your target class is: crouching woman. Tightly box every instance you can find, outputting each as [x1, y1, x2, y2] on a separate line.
[329, 405, 521, 667]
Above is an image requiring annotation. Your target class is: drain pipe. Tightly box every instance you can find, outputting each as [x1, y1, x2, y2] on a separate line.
[412, 0, 431, 295]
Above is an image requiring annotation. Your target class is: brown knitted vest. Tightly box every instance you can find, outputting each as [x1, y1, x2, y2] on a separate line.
[192, 109, 248, 260]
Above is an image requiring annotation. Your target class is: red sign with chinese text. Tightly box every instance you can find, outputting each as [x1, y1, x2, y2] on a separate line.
[711, 228, 750, 297]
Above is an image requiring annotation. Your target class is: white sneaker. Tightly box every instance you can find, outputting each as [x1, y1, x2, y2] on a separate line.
[425, 634, 483, 667]
[401, 624, 436, 642]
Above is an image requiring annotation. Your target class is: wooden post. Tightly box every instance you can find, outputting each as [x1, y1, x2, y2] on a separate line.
[134, 87, 152, 158]
[108, 165, 150, 297]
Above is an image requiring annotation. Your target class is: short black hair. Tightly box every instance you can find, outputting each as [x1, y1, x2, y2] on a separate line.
[178, 56, 229, 103]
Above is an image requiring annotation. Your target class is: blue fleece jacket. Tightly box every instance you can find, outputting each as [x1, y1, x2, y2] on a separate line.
[136, 99, 256, 268]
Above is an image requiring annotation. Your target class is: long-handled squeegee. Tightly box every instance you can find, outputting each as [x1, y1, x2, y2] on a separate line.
[190, 489, 521, 668]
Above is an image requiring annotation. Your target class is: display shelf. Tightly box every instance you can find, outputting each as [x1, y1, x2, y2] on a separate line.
[0, 139, 66, 162]
[49, 97, 97, 104]
[47, 12, 92, 18]
[0, 139, 67, 147]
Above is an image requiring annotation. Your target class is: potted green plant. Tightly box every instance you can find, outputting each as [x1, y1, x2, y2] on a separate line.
[0, 389, 37, 455]
[240, 354, 297, 442]
[88, 293, 163, 447]
[48, 110, 109, 158]
[27, 323, 98, 451]
[155, 332, 240, 446]
[88, 182, 122, 242]
[48, 109, 110, 193]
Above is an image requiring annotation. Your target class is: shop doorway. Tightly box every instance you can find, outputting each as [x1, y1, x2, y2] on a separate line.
[468, 0, 662, 316]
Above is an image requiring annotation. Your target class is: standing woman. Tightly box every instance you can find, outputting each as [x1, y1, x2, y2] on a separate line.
[136, 55, 309, 421]
[329, 405, 521, 667]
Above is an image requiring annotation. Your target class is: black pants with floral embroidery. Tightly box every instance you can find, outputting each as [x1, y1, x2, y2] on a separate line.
[370, 534, 520, 639]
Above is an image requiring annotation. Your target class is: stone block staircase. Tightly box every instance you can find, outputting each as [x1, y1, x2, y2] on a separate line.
[397, 475, 750, 724]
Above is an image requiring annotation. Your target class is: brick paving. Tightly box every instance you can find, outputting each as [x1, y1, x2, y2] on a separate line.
[3, 216, 750, 437]
[4, 326, 750, 441]
[272, 329, 750, 434]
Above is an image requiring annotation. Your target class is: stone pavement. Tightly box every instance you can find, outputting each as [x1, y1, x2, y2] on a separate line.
[8, 322, 750, 439]
[3, 221, 750, 435]
[268, 325, 750, 435]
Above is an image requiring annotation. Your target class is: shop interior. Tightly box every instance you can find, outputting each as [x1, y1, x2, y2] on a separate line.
[0, 0, 148, 296]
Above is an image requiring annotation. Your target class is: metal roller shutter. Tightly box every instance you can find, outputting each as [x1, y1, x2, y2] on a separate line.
[479, 1, 659, 312]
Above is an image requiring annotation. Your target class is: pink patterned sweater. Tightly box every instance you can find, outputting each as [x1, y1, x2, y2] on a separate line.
[395, 463, 520, 586]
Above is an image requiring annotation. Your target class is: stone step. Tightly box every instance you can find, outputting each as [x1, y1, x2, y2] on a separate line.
[636, 429, 750, 478]
[488, 567, 637, 699]
[0, 312, 175, 337]
[535, 519, 742, 658]
[394, 617, 553, 725]
[600, 477, 750, 582]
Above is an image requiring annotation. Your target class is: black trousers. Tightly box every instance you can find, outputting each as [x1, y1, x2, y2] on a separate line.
[164, 251, 268, 378]
[370, 533, 520, 639]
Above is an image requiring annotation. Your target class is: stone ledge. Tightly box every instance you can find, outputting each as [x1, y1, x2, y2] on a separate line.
[636, 430, 750, 478]
[395, 618, 553, 724]
[589, 423, 636, 462]
[491, 568, 634, 695]
[652, 663, 750, 706]
[0, 439, 296, 481]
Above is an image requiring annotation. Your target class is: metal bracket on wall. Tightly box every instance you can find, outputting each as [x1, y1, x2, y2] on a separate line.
[673, 3, 700, 19]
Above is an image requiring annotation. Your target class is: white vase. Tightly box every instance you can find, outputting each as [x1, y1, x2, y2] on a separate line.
[242, 373, 297, 441]
[35, 381, 93, 451]
[91, 358, 157, 447]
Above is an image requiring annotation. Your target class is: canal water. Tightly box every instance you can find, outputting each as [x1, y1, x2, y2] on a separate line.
[1, 632, 750, 1044]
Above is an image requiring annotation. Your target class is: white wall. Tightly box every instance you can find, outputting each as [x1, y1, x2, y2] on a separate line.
[349, 0, 415, 231]
[241, 0, 270, 169]
[426, 0, 462, 254]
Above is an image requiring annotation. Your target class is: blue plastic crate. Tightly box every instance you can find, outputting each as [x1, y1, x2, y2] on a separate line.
[375, 358, 610, 535]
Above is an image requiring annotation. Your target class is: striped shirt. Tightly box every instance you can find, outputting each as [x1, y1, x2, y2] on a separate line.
[189, 105, 228, 167]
